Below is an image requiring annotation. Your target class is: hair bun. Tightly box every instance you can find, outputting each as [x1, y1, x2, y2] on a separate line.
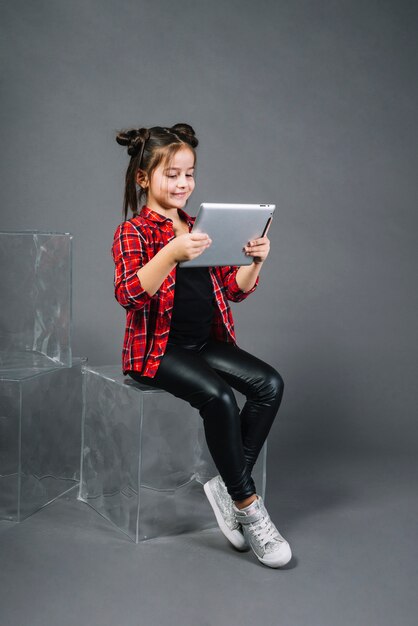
[170, 123, 199, 148]
[116, 127, 150, 157]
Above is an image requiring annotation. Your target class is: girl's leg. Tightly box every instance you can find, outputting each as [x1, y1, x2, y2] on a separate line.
[127, 343, 256, 501]
[216, 345, 291, 569]
[198, 338, 285, 478]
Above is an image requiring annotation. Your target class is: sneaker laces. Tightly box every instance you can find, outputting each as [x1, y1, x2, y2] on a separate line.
[249, 515, 283, 549]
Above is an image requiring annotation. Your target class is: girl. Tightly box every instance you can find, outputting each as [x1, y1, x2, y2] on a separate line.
[112, 123, 292, 568]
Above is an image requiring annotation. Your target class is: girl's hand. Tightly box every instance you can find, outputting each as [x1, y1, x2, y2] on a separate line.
[168, 232, 212, 263]
[243, 235, 270, 265]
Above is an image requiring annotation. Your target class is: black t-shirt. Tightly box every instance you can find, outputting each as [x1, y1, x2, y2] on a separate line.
[167, 266, 215, 345]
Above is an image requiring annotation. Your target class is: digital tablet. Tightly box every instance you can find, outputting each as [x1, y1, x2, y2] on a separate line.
[178, 203, 275, 268]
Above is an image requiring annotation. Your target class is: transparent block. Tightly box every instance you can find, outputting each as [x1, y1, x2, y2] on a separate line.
[0, 357, 83, 521]
[78, 365, 267, 543]
[0, 231, 72, 368]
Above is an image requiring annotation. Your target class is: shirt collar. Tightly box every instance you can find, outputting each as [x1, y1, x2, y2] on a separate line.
[139, 205, 195, 226]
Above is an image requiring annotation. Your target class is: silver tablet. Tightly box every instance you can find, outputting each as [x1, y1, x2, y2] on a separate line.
[178, 203, 275, 268]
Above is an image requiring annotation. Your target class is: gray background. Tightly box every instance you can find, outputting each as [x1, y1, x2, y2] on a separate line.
[2, 0, 417, 455]
[1, 2, 417, 625]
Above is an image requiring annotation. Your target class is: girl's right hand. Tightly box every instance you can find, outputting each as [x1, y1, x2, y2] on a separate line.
[168, 232, 212, 263]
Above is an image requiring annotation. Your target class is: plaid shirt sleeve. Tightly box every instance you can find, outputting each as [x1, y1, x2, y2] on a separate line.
[112, 221, 153, 310]
[219, 265, 260, 302]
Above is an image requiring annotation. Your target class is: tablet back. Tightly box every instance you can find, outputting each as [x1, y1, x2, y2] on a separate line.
[178, 203, 275, 268]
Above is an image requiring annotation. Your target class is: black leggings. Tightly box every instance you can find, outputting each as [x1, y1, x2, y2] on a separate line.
[127, 337, 284, 501]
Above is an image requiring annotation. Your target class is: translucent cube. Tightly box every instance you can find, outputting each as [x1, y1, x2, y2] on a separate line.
[79, 365, 267, 543]
[0, 357, 83, 521]
[0, 231, 72, 369]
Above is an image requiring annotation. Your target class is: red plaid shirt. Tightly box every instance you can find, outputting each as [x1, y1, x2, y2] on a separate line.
[112, 205, 260, 378]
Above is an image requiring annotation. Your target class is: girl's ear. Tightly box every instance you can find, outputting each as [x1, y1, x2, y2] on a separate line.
[136, 169, 148, 189]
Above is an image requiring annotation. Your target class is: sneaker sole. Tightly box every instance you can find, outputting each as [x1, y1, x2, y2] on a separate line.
[203, 481, 250, 551]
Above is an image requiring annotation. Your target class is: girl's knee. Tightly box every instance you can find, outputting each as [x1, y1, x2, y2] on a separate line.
[263, 366, 284, 401]
[271, 368, 284, 394]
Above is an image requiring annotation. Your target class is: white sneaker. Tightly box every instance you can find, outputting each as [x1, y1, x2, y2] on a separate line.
[203, 475, 250, 551]
[233, 495, 292, 568]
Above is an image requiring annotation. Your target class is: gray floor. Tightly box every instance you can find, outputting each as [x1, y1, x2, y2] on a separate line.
[1, 449, 417, 626]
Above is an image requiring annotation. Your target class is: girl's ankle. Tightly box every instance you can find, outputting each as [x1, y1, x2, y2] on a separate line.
[234, 494, 258, 510]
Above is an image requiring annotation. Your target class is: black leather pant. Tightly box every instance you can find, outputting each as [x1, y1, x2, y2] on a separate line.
[127, 337, 284, 501]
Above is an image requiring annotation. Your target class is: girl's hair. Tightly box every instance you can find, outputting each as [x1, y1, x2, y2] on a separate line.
[116, 123, 199, 220]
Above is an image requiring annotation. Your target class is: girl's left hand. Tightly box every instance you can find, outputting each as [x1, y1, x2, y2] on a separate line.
[244, 235, 271, 265]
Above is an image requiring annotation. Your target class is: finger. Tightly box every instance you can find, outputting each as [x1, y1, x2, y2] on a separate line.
[256, 236, 270, 244]
[191, 232, 211, 240]
[192, 239, 211, 249]
[245, 244, 268, 255]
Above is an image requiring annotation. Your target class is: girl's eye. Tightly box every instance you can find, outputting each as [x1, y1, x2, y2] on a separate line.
[166, 173, 194, 178]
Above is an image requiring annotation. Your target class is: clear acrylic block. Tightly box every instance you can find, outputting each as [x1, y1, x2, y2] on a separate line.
[0, 357, 83, 521]
[79, 365, 267, 543]
[0, 231, 72, 369]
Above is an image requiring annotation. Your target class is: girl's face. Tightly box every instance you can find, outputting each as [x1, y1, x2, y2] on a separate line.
[145, 146, 196, 213]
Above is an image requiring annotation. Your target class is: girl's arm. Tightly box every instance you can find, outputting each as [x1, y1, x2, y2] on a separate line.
[112, 222, 210, 309]
[112, 221, 176, 310]
[235, 261, 263, 293]
[235, 232, 270, 292]
[136, 245, 177, 297]
[218, 265, 260, 302]
[218, 233, 269, 301]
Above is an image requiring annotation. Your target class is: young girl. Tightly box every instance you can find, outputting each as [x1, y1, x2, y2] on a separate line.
[112, 123, 292, 568]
